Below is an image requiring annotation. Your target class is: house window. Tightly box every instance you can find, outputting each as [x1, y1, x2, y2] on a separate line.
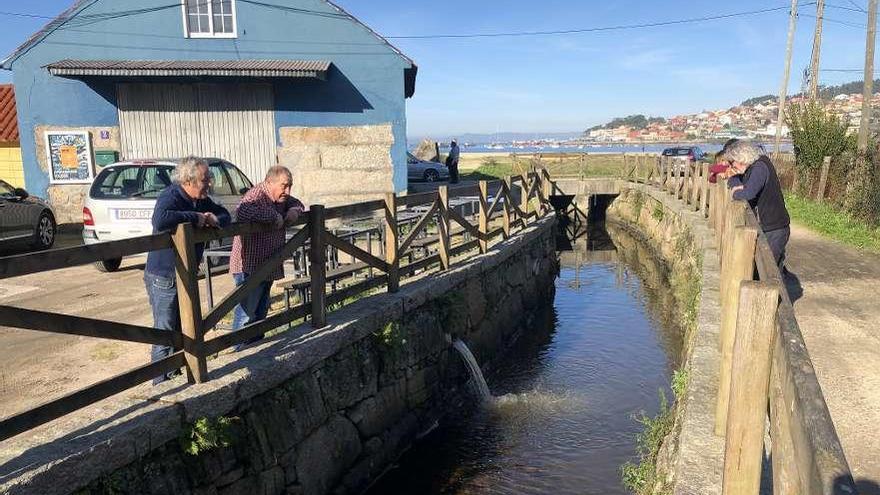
[183, 0, 236, 38]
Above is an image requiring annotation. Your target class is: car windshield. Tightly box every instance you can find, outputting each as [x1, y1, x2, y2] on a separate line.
[90, 165, 174, 199]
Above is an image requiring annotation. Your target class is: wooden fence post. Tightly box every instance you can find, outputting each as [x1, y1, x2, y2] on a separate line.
[715, 224, 758, 436]
[520, 172, 530, 226]
[701, 163, 710, 217]
[682, 160, 692, 202]
[816, 156, 831, 203]
[384, 193, 399, 292]
[438, 186, 451, 270]
[722, 281, 779, 495]
[502, 176, 512, 239]
[172, 222, 208, 383]
[623, 153, 629, 180]
[309, 205, 327, 328]
[478, 181, 489, 254]
[666, 157, 673, 193]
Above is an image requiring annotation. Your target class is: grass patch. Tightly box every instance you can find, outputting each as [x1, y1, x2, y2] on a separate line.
[90, 342, 120, 363]
[620, 367, 688, 495]
[180, 416, 239, 456]
[785, 193, 880, 253]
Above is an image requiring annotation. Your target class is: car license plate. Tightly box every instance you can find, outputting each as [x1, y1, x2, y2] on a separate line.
[116, 209, 152, 220]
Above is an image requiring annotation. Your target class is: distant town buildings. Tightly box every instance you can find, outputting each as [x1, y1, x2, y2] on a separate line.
[586, 93, 880, 143]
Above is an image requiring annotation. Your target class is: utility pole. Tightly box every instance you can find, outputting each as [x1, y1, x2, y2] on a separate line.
[775, 0, 799, 158]
[858, 0, 878, 151]
[809, 0, 825, 99]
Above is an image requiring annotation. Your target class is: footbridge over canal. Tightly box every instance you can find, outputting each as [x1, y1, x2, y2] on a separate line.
[0, 163, 858, 495]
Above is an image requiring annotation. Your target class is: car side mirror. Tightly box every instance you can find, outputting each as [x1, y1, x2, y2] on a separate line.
[13, 187, 28, 199]
[239, 187, 250, 194]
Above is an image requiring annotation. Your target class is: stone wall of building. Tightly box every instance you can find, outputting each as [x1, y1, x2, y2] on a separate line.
[278, 124, 397, 208]
[1, 216, 557, 495]
[32, 125, 120, 225]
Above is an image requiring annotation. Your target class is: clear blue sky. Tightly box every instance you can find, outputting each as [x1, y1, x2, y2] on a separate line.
[0, 0, 874, 136]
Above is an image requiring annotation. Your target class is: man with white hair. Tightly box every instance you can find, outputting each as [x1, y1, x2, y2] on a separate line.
[229, 165, 304, 349]
[145, 156, 231, 383]
[723, 141, 791, 270]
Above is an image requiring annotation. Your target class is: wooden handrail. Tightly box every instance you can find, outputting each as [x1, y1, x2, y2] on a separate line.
[0, 233, 172, 279]
[0, 306, 180, 347]
[0, 351, 186, 441]
[202, 227, 310, 331]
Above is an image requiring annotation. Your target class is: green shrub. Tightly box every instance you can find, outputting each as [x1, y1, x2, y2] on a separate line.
[620, 391, 675, 495]
[785, 101, 855, 195]
[179, 416, 239, 456]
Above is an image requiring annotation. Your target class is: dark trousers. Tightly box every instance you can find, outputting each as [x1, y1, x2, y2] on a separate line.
[765, 226, 790, 271]
[144, 272, 180, 385]
[449, 162, 459, 183]
[231, 272, 273, 351]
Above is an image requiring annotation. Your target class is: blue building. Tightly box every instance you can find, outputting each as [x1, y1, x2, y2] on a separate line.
[1, 0, 417, 223]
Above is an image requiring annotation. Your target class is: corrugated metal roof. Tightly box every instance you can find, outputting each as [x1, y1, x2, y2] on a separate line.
[46, 59, 331, 79]
[0, 85, 18, 143]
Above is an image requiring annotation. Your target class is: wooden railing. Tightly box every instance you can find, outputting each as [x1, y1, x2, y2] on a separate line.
[0, 172, 557, 442]
[625, 157, 856, 494]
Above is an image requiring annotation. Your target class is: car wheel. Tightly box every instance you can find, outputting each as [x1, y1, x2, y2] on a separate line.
[424, 169, 440, 182]
[32, 211, 56, 250]
[95, 258, 122, 272]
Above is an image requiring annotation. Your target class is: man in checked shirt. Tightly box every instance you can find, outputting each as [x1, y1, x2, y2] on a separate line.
[229, 165, 304, 349]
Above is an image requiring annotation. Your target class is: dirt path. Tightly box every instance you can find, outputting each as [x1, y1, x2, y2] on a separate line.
[0, 256, 236, 419]
[785, 223, 880, 489]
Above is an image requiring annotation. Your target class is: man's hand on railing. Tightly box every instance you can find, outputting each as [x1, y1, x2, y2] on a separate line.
[202, 212, 221, 228]
[284, 207, 303, 226]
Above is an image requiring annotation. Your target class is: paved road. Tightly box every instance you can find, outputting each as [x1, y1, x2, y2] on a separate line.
[785, 224, 880, 491]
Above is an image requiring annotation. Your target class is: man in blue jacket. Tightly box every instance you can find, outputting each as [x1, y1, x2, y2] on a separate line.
[145, 156, 230, 384]
[723, 141, 791, 271]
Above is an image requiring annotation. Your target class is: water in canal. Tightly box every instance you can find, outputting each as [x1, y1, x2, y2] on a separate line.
[366, 219, 685, 495]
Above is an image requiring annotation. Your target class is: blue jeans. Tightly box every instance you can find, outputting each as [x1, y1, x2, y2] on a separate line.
[144, 272, 180, 385]
[232, 272, 272, 350]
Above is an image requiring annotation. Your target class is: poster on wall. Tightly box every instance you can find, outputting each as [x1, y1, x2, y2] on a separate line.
[45, 131, 94, 184]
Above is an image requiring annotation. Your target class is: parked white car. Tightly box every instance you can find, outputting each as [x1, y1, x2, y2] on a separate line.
[83, 158, 253, 271]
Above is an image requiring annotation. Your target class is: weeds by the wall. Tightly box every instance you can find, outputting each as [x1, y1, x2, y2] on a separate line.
[179, 416, 239, 456]
[621, 367, 688, 495]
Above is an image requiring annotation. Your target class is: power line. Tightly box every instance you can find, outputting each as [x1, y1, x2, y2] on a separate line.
[383, 5, 806, 39]
[801, 12, 866, 27]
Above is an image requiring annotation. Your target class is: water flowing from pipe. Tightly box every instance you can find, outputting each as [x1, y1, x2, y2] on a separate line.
[452, 339, 492, 402]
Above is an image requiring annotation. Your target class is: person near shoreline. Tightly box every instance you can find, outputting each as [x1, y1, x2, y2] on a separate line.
[145, 156, 231, 384]
[445, 139, 460, 184]
[723, 141, 791, 271]
[229, 165, 304, 350]
[709, 138, 739, 184]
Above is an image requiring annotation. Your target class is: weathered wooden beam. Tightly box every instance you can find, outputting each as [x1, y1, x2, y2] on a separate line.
[202, 227, 309, 331]
[479, 181, 489, 254]
[203, 304, 311, 355]
[324, 199, 385, 221]
[309, 205, 327, 328]
[722, 281, 779, 495]
[438, 186, 451, 270]
[398, 199, 438, 257]
[0, 233, 171, 279]
[448, 208, 487, 242]
[172, 223, 207, 383]
[0, 306, 179, 347]
[0, 352, 186, 442]
[385, 193, 400, 293]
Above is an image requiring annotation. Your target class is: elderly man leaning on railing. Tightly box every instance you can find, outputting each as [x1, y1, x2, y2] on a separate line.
[720, 141, 791, 272]
[229, 165, 304, 351]
[145, 156, 231, 384]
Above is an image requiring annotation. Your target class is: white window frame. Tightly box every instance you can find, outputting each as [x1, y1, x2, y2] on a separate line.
[181, 0, 237, 39]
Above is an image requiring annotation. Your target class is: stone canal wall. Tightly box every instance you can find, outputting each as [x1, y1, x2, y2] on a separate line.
[1, 216, 557, 495]
[607, 184, 725, 494]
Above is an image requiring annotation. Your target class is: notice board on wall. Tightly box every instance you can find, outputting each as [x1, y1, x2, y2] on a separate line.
[45, 131, 94, 184]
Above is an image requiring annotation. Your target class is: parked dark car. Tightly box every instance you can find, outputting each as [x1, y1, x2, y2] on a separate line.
[407, 152, 449, 182]
[661, 146, 705, 175]
[0, 179, 56, 250]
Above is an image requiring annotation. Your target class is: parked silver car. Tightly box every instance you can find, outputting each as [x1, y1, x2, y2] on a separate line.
[407, 152, 449, 182]
[0, 179, 56, 251]
[83, 158, 253, 271]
